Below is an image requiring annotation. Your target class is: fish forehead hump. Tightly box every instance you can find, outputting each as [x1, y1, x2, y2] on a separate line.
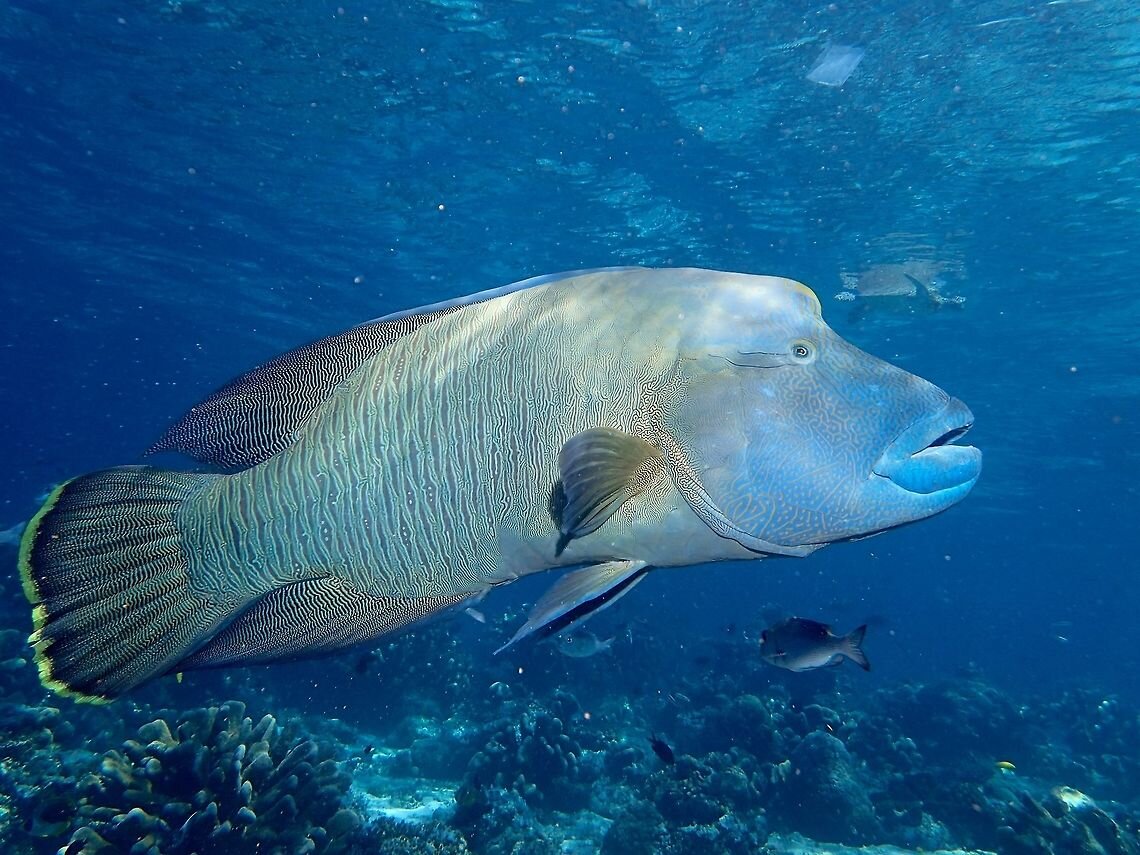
[524, 268, 823, 353]
[647, 269, 825, 348]
[534, 267, 818, 313]
[405, 267, 820, 377]
[622, 267, 819, 316]
[696, 269, 822, 319]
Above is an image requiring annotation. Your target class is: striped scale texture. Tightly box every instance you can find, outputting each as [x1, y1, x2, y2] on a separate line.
[180, 278, 692, 606]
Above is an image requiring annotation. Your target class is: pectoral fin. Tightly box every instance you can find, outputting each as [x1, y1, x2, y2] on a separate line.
[495, 559, 648, 654]
[553, 428, 665, 553]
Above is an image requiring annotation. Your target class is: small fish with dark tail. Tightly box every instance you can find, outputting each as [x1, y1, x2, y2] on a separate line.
[760, 617, 871, 672]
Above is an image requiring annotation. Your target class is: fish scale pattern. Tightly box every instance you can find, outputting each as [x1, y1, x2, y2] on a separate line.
[196, 281, 686, 604]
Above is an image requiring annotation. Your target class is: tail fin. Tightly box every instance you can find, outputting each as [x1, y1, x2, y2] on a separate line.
[843, 624, 871, 671]
[20, 466, 236, 702]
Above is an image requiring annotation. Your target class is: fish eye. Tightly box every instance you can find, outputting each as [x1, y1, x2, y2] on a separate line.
[789, 339, 816, 364]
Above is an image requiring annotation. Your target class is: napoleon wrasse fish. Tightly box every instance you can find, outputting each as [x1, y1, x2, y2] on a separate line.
[20, 267, 981, 701]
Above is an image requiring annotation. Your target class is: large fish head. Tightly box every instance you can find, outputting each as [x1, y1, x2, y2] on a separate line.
[670, 271, 981, 550]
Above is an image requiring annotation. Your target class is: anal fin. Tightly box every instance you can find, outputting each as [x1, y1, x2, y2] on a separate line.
[177, 577, 468, 670]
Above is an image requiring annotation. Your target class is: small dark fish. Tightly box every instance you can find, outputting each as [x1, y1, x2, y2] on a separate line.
[353, 651, 381, 675]
[759, 617, 870, 672]
[650, 733, 675, 764]
[363, 744, 374, 756]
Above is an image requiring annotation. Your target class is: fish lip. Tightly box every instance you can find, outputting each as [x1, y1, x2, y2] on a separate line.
[872, 397, 981, 495]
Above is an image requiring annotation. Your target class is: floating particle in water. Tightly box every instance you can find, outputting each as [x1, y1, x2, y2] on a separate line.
[807, 44, 865, 87]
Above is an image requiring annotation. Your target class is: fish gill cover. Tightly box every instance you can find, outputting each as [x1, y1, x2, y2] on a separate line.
[0, 0, 1137, 853]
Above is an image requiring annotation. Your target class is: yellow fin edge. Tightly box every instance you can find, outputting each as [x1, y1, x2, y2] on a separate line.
[18, 479, 112, 704]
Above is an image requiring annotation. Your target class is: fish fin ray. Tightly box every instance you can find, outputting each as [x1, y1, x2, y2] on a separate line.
[555, 428, 665, 552]
[496, 559, 648, 654]
[844, 624, 871, 670]
[149, 308, 458, 470]
[20, 467, 237, 702]
[180, 578, 469, 668]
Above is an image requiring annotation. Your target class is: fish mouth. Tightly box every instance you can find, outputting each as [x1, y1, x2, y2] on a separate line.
[873, 397, 982, 496]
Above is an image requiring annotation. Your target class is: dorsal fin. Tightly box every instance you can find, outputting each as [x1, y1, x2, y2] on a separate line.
[149, 307, 456, 470]
[150, 267, 639, 471]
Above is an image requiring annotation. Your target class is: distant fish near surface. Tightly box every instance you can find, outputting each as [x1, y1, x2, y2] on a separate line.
[551, 630, 614, 658]
[19, 267, 980, 702]
[760, 617, 871, 672]
[837, 261, 965, 307]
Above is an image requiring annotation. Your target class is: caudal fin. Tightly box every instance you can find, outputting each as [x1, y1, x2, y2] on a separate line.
[20, 466, 235, 702]
[843, 624, 871, 671]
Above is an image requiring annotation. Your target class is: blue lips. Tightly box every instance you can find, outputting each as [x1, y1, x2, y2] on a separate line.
[874, 398, 982, 496]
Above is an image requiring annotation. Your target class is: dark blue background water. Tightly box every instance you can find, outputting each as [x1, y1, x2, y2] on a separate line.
[1, 0, 1137, 709]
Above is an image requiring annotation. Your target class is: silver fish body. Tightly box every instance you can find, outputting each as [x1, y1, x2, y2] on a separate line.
[552, 631, 614, 658]
[20, 267, 979, 701]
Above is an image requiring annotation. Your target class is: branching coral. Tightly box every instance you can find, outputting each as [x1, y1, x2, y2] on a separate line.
[62, 700, 361, 854]
[460, 704, 592, 812]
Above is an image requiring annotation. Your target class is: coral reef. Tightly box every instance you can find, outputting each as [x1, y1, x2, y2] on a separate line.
[61, 700, 361, 854]
[359, 816, 469, 854]
[770, 730, 883, 843]
[0, 593, 1137, 855]
[687, 692, 783, 761]
[458, 696, 596, 812]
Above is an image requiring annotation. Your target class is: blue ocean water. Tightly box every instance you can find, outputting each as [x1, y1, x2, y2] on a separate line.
[1, 1, 1138, 852]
